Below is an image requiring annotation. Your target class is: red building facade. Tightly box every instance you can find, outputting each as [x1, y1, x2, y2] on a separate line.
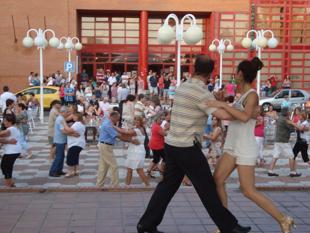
[79, 0, 310, 89]
[0, 0, 308, 91]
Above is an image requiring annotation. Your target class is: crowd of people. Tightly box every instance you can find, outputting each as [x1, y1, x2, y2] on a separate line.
[0, 55, 307, 233]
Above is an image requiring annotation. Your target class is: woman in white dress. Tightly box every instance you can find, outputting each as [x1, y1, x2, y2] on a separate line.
[207, 57, 295, 233]
[124, 116, 150, 187]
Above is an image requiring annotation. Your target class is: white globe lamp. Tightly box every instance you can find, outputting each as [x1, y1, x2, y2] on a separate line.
[158, 25, 175, 44]
[241, 37, 252, 48]
[49, 37, 60, 48]
[267, 37, 279, 48]
[22, 37, 34, 48]
[75, 42, 83, 50]
[183, 25, 203, 45]
[208, 44, 216, 52]
[227, 44, 234, 51]
[34, 36, 45, 47]
[65, 41, 74, 50]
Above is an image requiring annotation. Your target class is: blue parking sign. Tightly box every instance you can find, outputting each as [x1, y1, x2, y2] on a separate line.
[64, 61, 75, 73]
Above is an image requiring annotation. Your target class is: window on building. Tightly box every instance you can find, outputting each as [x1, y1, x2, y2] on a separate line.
[219, 13, 250, 44]
[81, 16, 140, 45]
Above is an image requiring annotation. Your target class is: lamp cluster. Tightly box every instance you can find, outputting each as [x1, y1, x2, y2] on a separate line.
[22, 29, 60, 49]
[241, 29, 278, 49]
[157, 14, 203, 45]
[209, 39, 234, 53]
[22, 29, 82, 51]
[57, 37, 82, 51]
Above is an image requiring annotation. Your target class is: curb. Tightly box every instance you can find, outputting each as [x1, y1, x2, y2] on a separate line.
[0, 186, 309, 193]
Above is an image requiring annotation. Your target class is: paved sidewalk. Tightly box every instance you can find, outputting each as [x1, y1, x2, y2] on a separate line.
[0, 189, 309, 233]
[1, 121, 310, 190]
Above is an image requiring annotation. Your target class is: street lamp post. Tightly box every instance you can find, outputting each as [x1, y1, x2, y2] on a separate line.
[241, 29, 278, 96]
[209, 39, 234, 88]
[57, 37, 83, 82]
[158, 13, 203, 87]
[23, 28, 60, 123]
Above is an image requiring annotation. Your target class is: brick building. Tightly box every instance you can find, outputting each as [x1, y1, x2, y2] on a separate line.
[0, 0, 309, 92]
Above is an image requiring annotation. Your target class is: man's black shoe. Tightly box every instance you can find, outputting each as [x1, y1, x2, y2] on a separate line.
[49, 173, 60, 177]
[57, 171, 67, 176]
[231, 224, 251, 233]
[268, 172, 279, 177]
[137, 224, 164, 233]
[289, 172, 302, 177]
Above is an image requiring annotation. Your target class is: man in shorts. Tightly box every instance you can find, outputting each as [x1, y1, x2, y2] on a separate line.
[268, 107, 302, 177]
[47, 100, 61, 161]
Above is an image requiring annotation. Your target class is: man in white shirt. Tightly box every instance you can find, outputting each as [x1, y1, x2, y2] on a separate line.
[0, 86, 16, 110]
[108, 73, 117, 86]
[117, 83, 130, 103]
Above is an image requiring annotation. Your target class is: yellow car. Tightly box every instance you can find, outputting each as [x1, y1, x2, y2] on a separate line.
[15, 86, 60, 109]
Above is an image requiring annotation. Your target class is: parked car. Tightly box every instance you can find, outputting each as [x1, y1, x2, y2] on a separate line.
[259, 89, 310, 111]
[15, 86, 60, 109]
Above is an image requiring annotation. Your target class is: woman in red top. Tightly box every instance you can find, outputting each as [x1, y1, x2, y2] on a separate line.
[59, 84, 65, 105]
[158, 74, 165, 100]
[147, 112, 166, 177]
[292, 107, 301, 123]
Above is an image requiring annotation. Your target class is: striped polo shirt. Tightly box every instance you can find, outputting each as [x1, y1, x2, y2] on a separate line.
[165, 77, 216, 147]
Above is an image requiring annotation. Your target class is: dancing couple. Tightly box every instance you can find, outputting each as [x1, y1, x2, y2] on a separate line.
[137, 55, 295, 233]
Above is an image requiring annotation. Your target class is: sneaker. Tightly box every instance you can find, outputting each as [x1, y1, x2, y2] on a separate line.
[268, 172, 279, 177]
[57, 171, 66, 176]
[289, 173, 302, 177]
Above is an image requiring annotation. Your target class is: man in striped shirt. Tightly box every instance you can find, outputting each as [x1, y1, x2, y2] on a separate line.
[137, 55, 251, 233]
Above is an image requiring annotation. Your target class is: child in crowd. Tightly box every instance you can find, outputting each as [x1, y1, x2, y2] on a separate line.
[204, 116, 223, 166]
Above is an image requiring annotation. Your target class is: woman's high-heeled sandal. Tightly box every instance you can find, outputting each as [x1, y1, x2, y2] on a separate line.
[280, 215, 296, 233]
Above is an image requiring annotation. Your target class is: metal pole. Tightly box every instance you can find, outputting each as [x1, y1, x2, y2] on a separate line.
[257, 47, 262, 97]
[39, 47, 44, 123]
[68, 49, 71, 82]
[219, 52, 223, 88]
[176, 40, 181, 87]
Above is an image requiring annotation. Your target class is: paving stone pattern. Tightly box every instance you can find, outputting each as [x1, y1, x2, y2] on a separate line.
[0, 122, 310, 189]
[0, 189, 309, 233]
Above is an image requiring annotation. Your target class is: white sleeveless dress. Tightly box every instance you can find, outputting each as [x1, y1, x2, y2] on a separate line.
[223, 89, 258, 165]
[125, 128, 146, 169]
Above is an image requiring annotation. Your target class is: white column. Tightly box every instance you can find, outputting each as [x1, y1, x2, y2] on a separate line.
[39, 47, 44, 123]
[257, 48, 262, 97]
[68, 49, 71, 82]
[176, 40, 181, 87]
[219, 52, 223, 88]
